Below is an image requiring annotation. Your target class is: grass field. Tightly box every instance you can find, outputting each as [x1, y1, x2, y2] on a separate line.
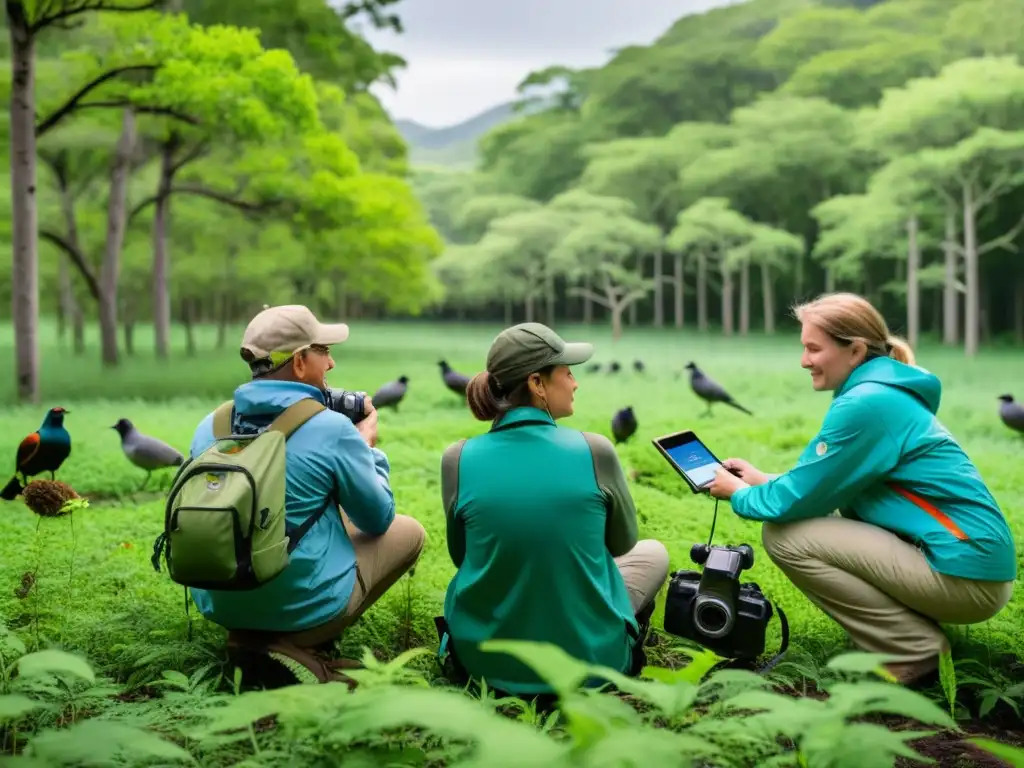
[0, 320, 1022, 766]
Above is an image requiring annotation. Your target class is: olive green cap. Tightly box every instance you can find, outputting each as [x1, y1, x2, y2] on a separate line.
[486, 322, 594, 389]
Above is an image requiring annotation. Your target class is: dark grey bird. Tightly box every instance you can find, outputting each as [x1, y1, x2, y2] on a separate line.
[586, 362, 602, 373]
[372, 376, 409, 411]
[685, 362, 753, 417]
[112, 418, 184, 489]
[633, 359, 646, 374]
[608, 361, 621, 374]
[611, 407, 637, 444]
[439, 360, 471, 396]
[998, 394, 1024, 434]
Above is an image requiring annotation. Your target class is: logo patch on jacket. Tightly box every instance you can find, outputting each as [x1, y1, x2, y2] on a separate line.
[815, 441, 828, 456]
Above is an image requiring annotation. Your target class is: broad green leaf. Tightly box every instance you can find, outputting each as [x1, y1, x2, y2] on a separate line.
[0, 694, 46, 722]
[17, 650, 95, 684]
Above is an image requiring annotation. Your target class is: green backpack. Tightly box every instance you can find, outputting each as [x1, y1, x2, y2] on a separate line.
[151, 398, 334, 591]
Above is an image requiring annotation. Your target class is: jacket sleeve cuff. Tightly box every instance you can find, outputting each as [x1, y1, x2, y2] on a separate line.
[729, 486, 761, 520]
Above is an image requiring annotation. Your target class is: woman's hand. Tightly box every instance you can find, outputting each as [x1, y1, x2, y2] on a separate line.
[708, 466, 749, 500]
[722, 457, 768, 487]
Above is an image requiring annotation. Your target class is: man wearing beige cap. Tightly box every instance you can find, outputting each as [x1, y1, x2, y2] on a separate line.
[186, 304, 425, 685]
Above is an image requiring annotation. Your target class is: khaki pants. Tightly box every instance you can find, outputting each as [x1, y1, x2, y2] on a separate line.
[762, 517, 1014, 663]
[230, 512, 426, 650]
[615, 539, 671, 615]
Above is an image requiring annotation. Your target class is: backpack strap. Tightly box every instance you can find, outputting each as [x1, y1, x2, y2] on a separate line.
[212, 401, 235, 439]
[267, 398, 327, 439]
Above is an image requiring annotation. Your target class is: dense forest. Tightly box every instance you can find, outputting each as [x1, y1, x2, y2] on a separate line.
[2, 0, 1023, 404]
[417, 0, 1024, 356]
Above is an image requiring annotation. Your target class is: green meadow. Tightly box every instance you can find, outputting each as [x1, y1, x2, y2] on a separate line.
[0, 321, 1022, 766]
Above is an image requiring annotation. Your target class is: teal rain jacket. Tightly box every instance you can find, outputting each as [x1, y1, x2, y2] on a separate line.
[730, 357, 1017, 583]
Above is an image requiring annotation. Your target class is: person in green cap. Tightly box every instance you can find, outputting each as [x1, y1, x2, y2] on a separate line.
[437, 322, 669, 697]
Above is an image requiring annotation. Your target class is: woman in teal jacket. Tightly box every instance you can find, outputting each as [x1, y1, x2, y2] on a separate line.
[708, 292, 1016, 687]
[439, 322, 670, 697]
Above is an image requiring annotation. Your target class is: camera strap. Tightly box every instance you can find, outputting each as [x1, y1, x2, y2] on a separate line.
[708, 497, 791, 675]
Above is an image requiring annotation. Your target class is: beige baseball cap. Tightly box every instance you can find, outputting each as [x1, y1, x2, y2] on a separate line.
[240, 305, 349, 367]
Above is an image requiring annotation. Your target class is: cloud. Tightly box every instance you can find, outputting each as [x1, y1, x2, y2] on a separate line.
[358, 0, 735, 127]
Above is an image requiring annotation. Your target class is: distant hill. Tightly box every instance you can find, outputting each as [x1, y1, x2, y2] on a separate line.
[395, 100, 546, 168]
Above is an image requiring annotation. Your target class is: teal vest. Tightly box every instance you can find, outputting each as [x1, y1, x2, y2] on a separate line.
[443, 408, 638, 694]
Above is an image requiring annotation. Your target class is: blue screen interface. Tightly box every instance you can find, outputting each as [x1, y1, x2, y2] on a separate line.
[665, 439, 720, 487]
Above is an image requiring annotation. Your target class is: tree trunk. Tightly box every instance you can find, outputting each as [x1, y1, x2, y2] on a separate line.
[697, 252, 708, 332]
[152, 139, 175, 359]
[721, 261, 734, 336]
[824, 266, 835, 293]
[585, 274, 593, 323]
[217, 292, 230, 349]
[56, 179, 86, 355]
[962, 183, 979, 357]
[673, 253, 685, 328]
[610, 304, 623, 341]
[628, 256, 641, 326]
[739, 261, 750, 336]
[525, 295, 534, 323]
[652, 250, 664, 327]
[943, 208, 959, 346]
[182, 298, 196, 356]
[9, 12, 39, 402]
[762, 263, 776, 334]
[545, 271, 555, 325]
[906, 214, 920, 349]
[99, 109, 137, 367]
[122, 295, 135, 357]
[1014, 271, 1024, 345]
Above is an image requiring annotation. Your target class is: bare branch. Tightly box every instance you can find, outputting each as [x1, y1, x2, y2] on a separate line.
[128, 184, 278, 222]
[31, 0, 161, 34]
[170, 139, 210, 176]
[39, 229, 101, 300]
[978, 212, 1024, 257]
[567, 286, 613, 310]
[69, 100, 200, 125]
[35, 65, 158, 137]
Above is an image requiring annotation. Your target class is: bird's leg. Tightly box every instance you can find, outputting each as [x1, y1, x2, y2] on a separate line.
[140, 472, 151, 492]
[49, 471, 55, 480]
[702, 402, 712, 418]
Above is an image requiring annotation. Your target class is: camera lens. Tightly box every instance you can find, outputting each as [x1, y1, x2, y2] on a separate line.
[693, 596, 734, 639]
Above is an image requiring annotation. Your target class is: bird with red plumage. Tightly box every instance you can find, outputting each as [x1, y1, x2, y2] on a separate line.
[1, 407, 72, 501]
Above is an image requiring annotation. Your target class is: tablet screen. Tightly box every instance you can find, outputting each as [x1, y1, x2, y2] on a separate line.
[664, 437, 722, 488]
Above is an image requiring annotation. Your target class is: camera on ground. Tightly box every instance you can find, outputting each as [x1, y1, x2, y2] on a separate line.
[663, 542, 773, 661]
[323, 388, 368, 424]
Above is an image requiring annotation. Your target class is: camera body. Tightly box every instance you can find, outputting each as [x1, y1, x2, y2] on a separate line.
[323, 388, 368, 424]
[663, 542, 772, 660]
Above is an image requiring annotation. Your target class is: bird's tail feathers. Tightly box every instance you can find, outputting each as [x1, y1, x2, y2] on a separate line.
[728, 400, 754, 416]
[1, 475, 24, 501]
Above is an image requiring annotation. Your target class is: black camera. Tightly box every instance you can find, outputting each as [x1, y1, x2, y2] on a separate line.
[323, 388, 368, 424]
[663, 542, 773, 661]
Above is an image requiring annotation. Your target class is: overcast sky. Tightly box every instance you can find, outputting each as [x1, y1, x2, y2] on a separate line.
[356, 0, 737, 128]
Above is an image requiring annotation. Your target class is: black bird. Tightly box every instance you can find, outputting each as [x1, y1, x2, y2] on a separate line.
[373, 376, 409, 411]
[439, 360, 471, 396]
[586, 362, 602, 373]
[2, 407, 72, 501]
[633, 359, 646, 374]
[998, 394, 1024, 434]
[608, 361, 621, 374]
[611, 407, 637, 444]
[685, 362, 753, 417]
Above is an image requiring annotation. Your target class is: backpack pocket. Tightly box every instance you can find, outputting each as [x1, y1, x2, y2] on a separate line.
[168, 506, 246, 586]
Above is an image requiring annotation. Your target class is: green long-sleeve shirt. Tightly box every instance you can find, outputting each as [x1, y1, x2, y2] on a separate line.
[440, 407, 640, 694]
